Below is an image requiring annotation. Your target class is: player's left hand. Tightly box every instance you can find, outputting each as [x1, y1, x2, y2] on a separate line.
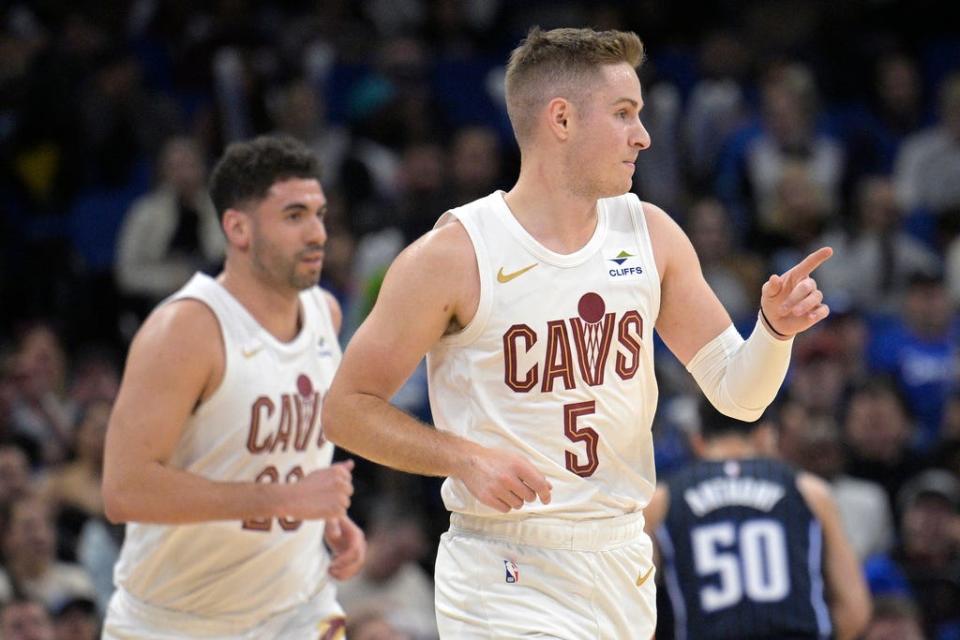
[325, 515, 366, 580]
[760, 247, 833, 339]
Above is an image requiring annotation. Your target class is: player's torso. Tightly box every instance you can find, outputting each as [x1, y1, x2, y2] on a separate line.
[658, 459, 832, 640]
[428, 191, 661, 519]
[114, 274, 341, 622]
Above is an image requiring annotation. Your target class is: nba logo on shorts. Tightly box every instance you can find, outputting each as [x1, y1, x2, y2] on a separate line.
[504, 560, 520, 584]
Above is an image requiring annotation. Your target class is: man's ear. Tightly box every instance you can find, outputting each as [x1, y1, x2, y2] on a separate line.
[222, 208, 251, 250]
[546, 97, 574, 141]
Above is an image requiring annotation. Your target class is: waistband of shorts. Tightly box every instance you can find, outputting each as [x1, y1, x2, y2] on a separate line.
[108, 586, 325, 637]
[448, 511, 647, 551]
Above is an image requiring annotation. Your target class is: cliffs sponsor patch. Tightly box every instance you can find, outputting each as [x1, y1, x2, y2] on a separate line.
[607, 249, 644, 281]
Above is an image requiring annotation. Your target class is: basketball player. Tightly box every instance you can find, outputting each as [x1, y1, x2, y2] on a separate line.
[323, 27, 832, 637]
[101, 136, 363, 639]
[645, 404, 871, 640]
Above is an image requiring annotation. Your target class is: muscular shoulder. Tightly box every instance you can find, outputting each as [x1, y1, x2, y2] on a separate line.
[637, 201, 689, 282]
[382, 219, 479, 331]
[401, 217, 475, 273]
[128, 299, 224, 397]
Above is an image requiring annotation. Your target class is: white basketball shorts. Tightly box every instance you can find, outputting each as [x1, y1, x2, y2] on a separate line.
[435, 512, 656, 639]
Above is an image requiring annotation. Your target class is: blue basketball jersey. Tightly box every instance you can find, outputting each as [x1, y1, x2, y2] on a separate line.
[656, 458, 832, 640]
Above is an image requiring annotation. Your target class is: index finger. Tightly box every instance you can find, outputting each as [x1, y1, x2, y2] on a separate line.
[784, 246, 833, 281]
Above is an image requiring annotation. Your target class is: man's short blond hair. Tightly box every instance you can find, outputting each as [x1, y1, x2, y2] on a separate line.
[504, 27, 645, 145]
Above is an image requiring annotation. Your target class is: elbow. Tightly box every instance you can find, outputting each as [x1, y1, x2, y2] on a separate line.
[102, 478, 132, 524]
[321, 392, 347, 445]
[834, 597, 873, 640]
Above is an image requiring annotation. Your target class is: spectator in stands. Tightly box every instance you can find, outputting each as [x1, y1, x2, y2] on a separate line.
[0, 597, 55, 640]
[867, 271, 960, 447]
[777, 401, 895, 559]
[843, 378, 926, 511]
[895, 73, 960, 221]
[337, 499, 438, 640]
[862, 595, 926, 640]
[0, 495, 96, 609]
[8, 325, 72, 465]
[114, 136, 224, 322]
[817, 175, 941, 314]
[893, 470, 960, 638]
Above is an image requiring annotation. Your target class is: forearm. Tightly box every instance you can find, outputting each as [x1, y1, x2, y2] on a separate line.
[103, 461, 291, 525]
[832, 600, 871, 640]
[324, 392, 477, 478]
[686, 316, 793, 421]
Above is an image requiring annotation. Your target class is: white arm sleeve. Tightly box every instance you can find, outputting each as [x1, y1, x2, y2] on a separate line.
[684, 314, 794, 422]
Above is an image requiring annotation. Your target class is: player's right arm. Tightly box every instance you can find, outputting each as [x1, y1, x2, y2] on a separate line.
[797, 472, 872, 640]
[102, 299, 353, 525]
[323, 222, 551, 513]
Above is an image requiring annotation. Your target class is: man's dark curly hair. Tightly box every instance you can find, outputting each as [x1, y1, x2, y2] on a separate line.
[209, 135, 321, 217]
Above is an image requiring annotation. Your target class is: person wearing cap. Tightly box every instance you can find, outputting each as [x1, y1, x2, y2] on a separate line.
[893, 469, 960, 637]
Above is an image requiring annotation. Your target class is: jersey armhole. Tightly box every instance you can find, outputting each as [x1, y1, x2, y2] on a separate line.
[436, 210, 493, 348]
[164, 295, 235, 418]
[626, 194, 663, 315]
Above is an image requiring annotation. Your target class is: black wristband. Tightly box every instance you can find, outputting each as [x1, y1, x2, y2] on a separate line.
[759, 307, 789, 338]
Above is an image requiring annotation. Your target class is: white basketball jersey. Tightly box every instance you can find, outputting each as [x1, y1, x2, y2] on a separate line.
[113, 274, 341, 628]
[428, 191, 661, 520]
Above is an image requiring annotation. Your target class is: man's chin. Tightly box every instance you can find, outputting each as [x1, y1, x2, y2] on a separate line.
[292, 271, 322, 290]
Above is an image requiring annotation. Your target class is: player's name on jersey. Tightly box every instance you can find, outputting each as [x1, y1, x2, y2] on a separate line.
[683, 477, 786, 516]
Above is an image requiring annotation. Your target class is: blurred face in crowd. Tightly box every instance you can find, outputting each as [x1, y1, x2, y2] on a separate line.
[789, 355, 846, 414]
[687, 200, 732, 265]
[857, 177, 900, 232]
[864, 615, 925, 640]
[0, 446, 30, 504]
[0, 601, 54, 640]
[53, 605, 98, 640]
[901, 494, 960, 565]
[76, 400, 111, 467]
[903, 280, 952, 338]
[160, 138, 206, 197]
[2, 498, 56, 575]
[844, 389, 912, 463]
[451, 126, 501, 194]
[365, 518, 427, 582]
[15, 326, 66, 400]
[777, 404, 844, 479]
[877, 55, 920, 119]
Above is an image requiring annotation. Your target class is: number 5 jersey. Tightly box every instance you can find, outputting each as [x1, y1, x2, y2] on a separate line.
[427, 190, 661, 520]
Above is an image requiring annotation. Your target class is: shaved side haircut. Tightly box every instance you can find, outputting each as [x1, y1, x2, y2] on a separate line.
[504, 27, 645, 146]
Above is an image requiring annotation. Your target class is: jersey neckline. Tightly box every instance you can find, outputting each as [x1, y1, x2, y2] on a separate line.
[194, 273, 316, 355]
[492, 190, 609, 268]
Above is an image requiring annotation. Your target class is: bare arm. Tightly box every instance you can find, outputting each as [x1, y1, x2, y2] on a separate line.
[797, 472, 872, 640]
[646, 203, 735, 364]
[102, 299, 352, 524]
[323, 222, 551, 513]
[646, 203, 831, 418]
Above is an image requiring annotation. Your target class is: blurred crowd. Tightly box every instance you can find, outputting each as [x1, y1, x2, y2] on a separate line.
[1, 1, 959, 639]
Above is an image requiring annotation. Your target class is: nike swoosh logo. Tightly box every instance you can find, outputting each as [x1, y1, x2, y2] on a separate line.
[497, 263, 538, 283]
[242, 345, 263, 358]
[636, 566, 654, 587]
